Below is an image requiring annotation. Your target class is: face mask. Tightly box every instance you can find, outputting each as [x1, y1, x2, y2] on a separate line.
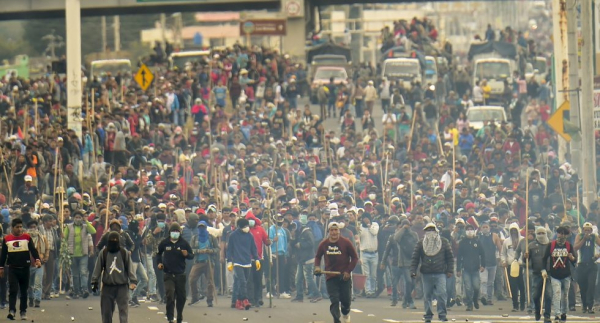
[425, 231, 437, 239]
[277, 222, 283, 227]
[368, 194, 376, 200]
[480, 228, 490, 235]
[74, 219, 82, 226]
[457, 226, 465, 231]
[557, 236, 567, 244]
[299, 214, 308, 225]
[170, 232, 180, 240]
[107, 240, 120, 253]
[249, 220, 256, 227]
[466, 230, 476, 238]
[158, 222, 165, 229]
[242, 227, 250, 233]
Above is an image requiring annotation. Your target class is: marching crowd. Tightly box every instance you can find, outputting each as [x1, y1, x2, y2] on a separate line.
[0, 28, 594, 323]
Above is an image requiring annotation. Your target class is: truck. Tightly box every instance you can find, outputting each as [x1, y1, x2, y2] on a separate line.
[381, 58, 422, 89]
[469, 41, 518, 103]
[306, 42, 352, 83]
[0, 55, 29, 80]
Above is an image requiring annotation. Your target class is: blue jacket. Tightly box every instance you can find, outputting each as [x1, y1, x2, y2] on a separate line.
[269, 225, 289, 256]
[227, 229, 258, 266]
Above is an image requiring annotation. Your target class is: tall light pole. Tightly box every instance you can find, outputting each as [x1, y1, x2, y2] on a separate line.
[66, 0, 82, 139]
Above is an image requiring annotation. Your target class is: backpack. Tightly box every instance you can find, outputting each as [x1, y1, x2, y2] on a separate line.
[101, 247, 129, 273]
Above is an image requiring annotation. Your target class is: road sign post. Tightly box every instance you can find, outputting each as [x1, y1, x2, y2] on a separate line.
[134, 64, 154, 92]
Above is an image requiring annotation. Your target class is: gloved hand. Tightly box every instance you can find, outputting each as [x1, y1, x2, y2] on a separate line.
[255, 260, 261, 271]
[541, 269, 548, 279]
[227, 262, 233, 272]
[313, 266, 322, 276]
[91, 282, 99, 293]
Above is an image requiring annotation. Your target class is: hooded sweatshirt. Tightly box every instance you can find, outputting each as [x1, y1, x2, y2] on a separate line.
[245, 211, 269, 260]
[91, 245, 137, 286]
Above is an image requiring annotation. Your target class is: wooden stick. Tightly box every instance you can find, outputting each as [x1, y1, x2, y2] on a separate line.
[577, 181, 581, 230]
[540, 277, 546, 316]
[0, 148, 11, 201]
[452, 144, 456, 212]
[504, 267, 513, 298]
[407, 107, 418, 153]
[410, 165, 414, 211]
[525, 170, 530, 305]
[105, 167, 113, 230]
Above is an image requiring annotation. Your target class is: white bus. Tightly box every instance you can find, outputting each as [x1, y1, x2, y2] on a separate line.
[169, 50, 211, 70]
[90, 59, 132, 79]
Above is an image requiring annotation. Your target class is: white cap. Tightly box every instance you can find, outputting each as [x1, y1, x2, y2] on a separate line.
[158, 203, 167, 209]
[24, 175, 32, 182]
[424, 222, 438, 231]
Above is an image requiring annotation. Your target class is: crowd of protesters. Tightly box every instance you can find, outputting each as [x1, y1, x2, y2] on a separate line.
[0, 19, 594, 323]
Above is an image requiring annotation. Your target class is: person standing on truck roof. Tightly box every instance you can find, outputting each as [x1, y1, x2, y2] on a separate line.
[473, 81, 484, 106]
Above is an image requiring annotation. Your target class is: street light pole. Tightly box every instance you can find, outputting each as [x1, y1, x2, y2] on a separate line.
[66, 0, 82, 139]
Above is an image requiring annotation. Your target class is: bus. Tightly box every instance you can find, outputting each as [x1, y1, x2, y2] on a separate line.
[382, 58, 422, 89]
[168, 50, 211, 70]
[90, 59, 132, 79]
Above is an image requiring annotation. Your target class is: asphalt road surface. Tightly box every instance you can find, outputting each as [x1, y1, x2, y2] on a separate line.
[19, 294, 600, 323]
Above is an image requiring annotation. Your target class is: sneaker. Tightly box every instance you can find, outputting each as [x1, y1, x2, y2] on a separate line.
[309, 297, 322, 303]
[82, 291, 90, 299]
[535, 312, 541, 321]
[553, 315, 560, 323]
[242, 299, 251, 310]
[235, 300, 244, 310]
[588, 309, 595, 314]
[391, 300, 397, 306]
[474, 300, 479, 310]
[19, 312, 26, 321]
[207, 301, 213, 307]
[0, 303, 5, 309]
[466, 307, 473, 311]
[7, 311, 15, 320]
[561, 314, 566, 322]
[488, 301, 494, 306]
[265, 293, 273, 298]
[280, 292, 291, 299]
[583, 309, 588, 313]
[230, 303, 236, 309]
[34, 300, 40, 308]
[291, 298, 303, 303]
[480, 297, 488, 306]
[342, 314, 350, 323]
[410, 305, 417, 310]
[128, 300, 139, 308]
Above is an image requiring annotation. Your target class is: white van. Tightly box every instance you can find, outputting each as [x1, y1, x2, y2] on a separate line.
[382, 58, 422, 89]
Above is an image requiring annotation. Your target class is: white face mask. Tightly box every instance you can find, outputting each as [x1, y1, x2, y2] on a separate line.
[242, 227, 250, 233]
[466, 230, 476, 238]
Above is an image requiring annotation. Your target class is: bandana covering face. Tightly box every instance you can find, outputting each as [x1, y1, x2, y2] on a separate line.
[423, 231, 442, 256]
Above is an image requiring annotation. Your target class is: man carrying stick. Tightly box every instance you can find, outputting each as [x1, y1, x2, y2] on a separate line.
[523, 226, 552, 322]
[314, 222, 358, 323]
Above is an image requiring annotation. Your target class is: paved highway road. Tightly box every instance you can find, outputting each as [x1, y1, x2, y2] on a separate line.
[21, 294, 600, 323]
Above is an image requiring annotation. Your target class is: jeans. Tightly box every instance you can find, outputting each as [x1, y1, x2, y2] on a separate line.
[480, 266, 496, 302]
[233, 266, 250, 301]
[422, 273, 448, 321]
[326, 276, 352, 323]
[295, 262, 319, 300]
[551, 276, 571, 317]
[462, 270, 480, 308]
[361, 252, 378, 294]
[508, 268, 525, 309]
[8, 267, 29, 314]
[145, 254, 156, 295]
[355, 99, 364, 118]
[130, 262, 148, 299]
[71, 255, 89, 295]
[578, 262, 597, 310]
[320, 274, 329, 298]
[164, 273, 186, 323]
[153, 256, 165, 300]
[247, 259, 263, 305]
[532, 274, 552, 319]
[28, 266, 43, 301]
[393, 267, 414, 306]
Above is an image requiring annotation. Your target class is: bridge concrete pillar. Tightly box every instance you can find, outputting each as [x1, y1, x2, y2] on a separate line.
[66, 0, 82, 139]
[281, 0, 307, 61]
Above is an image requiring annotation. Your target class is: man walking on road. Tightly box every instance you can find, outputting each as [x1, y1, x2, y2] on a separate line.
[188, 221, 219, 307]
[0, 218, 42, 321]
[543, 225, 576, 323]
[523, 226, 552, 322]
[314, 222, 359, 323]
[157, 223, 194, 323]
[411, 222, 454, 323]
[91, 232, 137, 323]
[456, 224, 485, 311]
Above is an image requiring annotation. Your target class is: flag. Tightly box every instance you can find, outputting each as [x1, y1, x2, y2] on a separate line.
[17, 127, 23, 140]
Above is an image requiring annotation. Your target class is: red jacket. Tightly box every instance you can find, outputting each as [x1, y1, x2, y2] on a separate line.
[245, 211, 269, 260]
